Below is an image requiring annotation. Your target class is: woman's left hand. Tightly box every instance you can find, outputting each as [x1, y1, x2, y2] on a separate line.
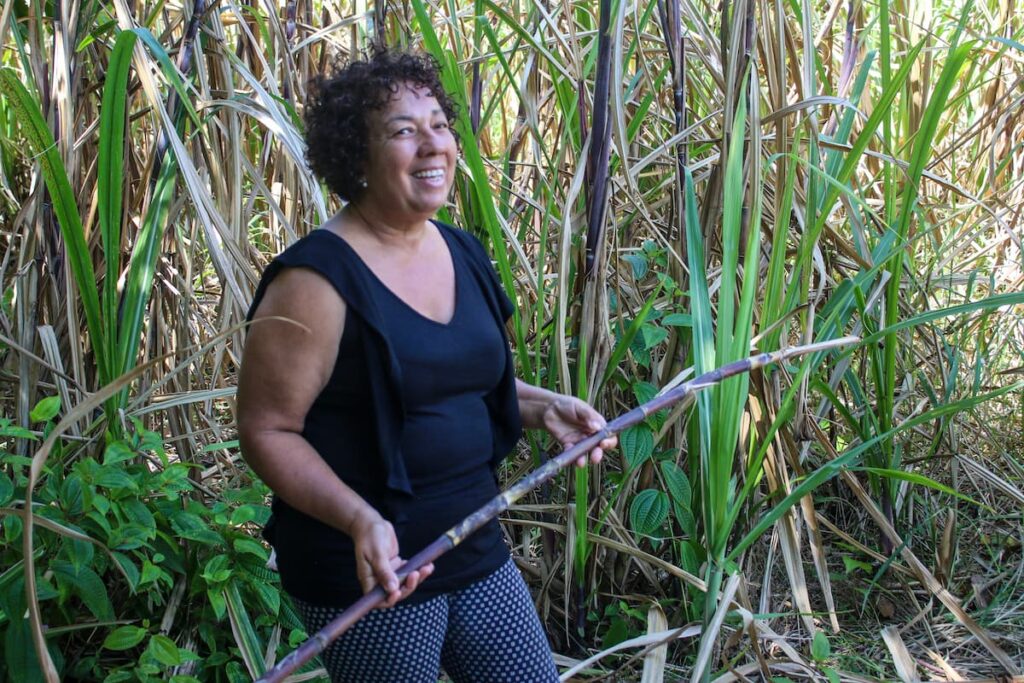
[541, 396, 618, 467]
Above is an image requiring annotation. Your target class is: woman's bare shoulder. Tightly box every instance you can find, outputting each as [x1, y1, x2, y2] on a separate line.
[251, 266, 346, 326]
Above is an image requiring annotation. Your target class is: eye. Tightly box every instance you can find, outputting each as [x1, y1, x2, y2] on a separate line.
[434, 120, 450, 130]
[393, 126, 414, 137]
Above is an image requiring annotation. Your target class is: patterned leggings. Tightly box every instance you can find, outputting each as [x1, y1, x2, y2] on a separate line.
[291, 557, 560, 683]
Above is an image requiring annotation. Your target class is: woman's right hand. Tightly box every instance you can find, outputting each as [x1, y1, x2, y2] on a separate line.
[350, 510, 433, 608]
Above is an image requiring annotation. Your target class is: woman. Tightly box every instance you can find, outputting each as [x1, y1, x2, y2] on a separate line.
[237, 50, 616, 683]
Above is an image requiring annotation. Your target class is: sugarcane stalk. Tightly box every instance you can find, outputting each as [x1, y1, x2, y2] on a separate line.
[583, 0, 613, 276]
[257, 336, 858, 683]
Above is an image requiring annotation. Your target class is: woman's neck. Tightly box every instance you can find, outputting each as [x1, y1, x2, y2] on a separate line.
[342, 203, 432, 251]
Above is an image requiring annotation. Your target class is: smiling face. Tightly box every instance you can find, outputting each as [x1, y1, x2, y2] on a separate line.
[359, 83, 457, 225]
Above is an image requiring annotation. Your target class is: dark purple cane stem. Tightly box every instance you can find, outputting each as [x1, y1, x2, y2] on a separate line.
[257, 337, 857, 682]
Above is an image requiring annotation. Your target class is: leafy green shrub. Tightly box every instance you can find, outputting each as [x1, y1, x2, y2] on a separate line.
[0, 398, 311, 682]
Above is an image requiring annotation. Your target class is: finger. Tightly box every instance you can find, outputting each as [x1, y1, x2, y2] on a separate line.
[403, 569, 423, 593]
[589, 447, 604, 464]
[395, 561, 432, 588]
[357, 566, 376, 595]
[576, 454, 587, 467]
[600, 435, 618, 450]
[382, 579, 402, 607]
[396, 573, 416, 600]
[372, 555, 401, 595]
[397, 564, 432, 601]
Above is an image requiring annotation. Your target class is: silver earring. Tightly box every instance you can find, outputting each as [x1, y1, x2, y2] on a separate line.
[359, 178, 368, 188]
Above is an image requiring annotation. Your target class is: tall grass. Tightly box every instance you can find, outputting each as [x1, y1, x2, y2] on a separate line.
[1, 0, 1023, 679]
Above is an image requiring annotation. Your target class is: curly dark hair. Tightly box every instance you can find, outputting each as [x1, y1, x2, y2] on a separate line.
[303, 49, 459, 202]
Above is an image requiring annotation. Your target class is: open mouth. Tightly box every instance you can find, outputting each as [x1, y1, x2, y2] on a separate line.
[412, 169, 446, 179]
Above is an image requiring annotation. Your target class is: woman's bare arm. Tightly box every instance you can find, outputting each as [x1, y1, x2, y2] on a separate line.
[237, 267, 429, 604]
[515, 379, 617, 466]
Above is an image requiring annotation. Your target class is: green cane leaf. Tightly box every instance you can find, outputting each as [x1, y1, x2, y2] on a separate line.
[98, 29, 138, 377]
[662, 313, 692, 327]
[0, 70, 108, 383]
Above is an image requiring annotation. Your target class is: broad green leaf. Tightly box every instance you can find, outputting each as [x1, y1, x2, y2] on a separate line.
[60, 474, 84, 516]
[622, 253, 648, 279]
[632, 381, 658, 405]
[4, 615, 63, 683]
[601, 616, 630, 649]
[170, 511, 223, 546]
[202, 554, 232, 583]
[122, 498, 157, 530]
[0, 421, 37, 440]
[660, 461, 692, 509]
[252, 580, 280, 615]
[674, 504, 696, 538]
[233, 538, 267, 559]
[5, 514, 23, 543]
[208, 588, 227, 620]
[230, 505, 259, 526]
[66, 536, 95, 571]
[629, 489, 669, 538]
[103, 441, 137, 466]
[640, 324, 668, 350]
[103, 625, 147, 650]
[29, 396, 61, 423]
[149, 634, 182, 666]
[140, 560, 169, 588]
[0, 472, 13, 506]
[107, 524, 151, 550]
[842, 556, 872, 574]
[811, 631, 831, 661]
[620, 425, 654, 470]
[112, 552, 140, 590]
[52, 561, 113, 621]
[94, 467, 139, 491]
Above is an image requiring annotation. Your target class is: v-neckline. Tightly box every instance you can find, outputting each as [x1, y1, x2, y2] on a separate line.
[320, 222, 459, 327]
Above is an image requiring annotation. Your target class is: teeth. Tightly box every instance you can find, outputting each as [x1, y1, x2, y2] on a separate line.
[413, 169, 445, 179]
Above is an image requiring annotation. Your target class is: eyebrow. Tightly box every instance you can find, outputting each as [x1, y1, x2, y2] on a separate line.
[384, 110, 446, 125]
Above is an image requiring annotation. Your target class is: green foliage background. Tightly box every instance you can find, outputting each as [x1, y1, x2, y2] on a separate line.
[1, 0, 1022, 680]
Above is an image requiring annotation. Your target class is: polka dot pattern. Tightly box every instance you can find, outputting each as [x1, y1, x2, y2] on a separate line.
[292, 557, 559, 683]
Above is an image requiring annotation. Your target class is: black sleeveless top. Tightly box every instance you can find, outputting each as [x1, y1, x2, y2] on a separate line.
[247, 224, 519, 606]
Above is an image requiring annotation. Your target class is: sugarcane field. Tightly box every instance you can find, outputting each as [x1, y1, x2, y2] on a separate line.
[1, 0, 1023, 681]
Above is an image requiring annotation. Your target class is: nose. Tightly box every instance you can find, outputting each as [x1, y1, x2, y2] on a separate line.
[417, 127, 449, 155]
